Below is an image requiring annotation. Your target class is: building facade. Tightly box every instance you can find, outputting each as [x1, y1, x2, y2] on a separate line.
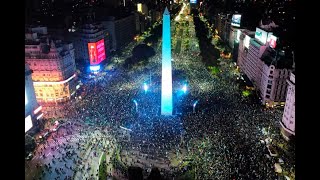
[25, 27, 77, 118]
[259, 62, 291, 107]
[237, 28, 293, 107]
[240, 36, 266, 89]
[214, 13, 231, 42]
[73, 23, 110, 63]
[25, 63, 43, 134]
[237, 29, 255, 71]
[101, 15, 136, 50]
[280, 72, 295, 140]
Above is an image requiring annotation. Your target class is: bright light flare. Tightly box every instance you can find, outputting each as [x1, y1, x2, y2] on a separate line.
[25, 115, 33, 133]
[133, 99, 138, 106]
[90, 65, 100, 71]
[182, 84, 187, 93]
[33, 106, 42, 114]
[143, 83, 148, 92]
[37, 113, 44, 120]
[193, 100, 198, 107]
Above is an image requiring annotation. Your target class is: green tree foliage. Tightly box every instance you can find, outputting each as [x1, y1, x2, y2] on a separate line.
[242, 90, 251, 97]
[208, 66, 220, 75]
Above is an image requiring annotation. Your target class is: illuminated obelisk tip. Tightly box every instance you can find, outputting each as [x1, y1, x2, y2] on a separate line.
[161, 7, 173, 116]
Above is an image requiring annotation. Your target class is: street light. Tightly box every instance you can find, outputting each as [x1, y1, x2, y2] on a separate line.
[182, 84, 187, 94]
[193, 100, 198, 113]
[143, 82, 148, 93]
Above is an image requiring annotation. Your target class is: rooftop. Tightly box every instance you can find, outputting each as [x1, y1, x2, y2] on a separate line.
[25, 39, 41, 45]
[260, 47, 293, 69]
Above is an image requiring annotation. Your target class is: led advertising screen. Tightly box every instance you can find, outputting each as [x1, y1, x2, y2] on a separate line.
[244, 35, 251, 48]
[25, 115, 33, 133]
[25, 89, 28, 105]
[88, 39, 106, 65]
[231, 14, 241, 27]
[267, 34, 277, 49]
[255, 28, 271, 45]
[190, 0, 197, 4]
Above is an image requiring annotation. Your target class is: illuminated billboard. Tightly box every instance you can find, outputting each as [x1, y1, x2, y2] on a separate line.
[88, 39, 106, 65]
[25, 90, 28, 105]
[267, 34, 277, 49]
[231, 14, 241, 27]
[190, 0, 197, 4]
[255, 28, 272, 45]
[244, 35, 251, 48]
[25, 115, 33, 133]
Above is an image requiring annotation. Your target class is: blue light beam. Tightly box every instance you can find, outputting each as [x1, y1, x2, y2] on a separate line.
[182, 84, 187, 93]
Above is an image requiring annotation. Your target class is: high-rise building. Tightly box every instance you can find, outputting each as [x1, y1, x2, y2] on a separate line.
[101, 15, 136, 50]
[237, 29, 255, 71]
[259, 48, 292, 107]
[72, 23, 110, 63]
[240, 30, 268, 89]
[237, 27, 293, 107]
[137, 3, 149, 15]
[25, 63, 43, 134]
[25, 26, 77, 117]
[280, 71, 295, 140]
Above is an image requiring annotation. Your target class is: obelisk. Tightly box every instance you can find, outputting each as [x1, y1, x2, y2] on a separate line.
[161, 7, 173, 115]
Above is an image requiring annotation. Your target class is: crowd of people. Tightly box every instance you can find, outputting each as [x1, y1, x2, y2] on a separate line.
[26, 6, 294, 180]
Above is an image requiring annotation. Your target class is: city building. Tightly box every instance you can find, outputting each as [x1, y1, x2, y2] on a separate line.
[214, 13, 228, 41]
[25, 26, 77, 118]
[259, 47, 293, 107]
[25, 63, 43, 135]
[237, 29, 255, 73]
[137, 3, 149, 15]
[135, 12, 146, 34]
[237, 27, 293, 107]
[229, 26, 243, 50]
[101, 15, 136, 50]
[280, 71, 295, 140]
[150, 9, 161, 24]
[103, 0, 121, 8]
[238, 28, 269, 89]
[72, 23, 110, 64]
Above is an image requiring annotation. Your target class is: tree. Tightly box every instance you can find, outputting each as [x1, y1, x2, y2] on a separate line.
[132, 44, 155, 60]
[208, 66, 220, 76]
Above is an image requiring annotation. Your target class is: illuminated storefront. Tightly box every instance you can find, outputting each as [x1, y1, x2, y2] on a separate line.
[25, 37, 77, 104]
[25, 64, 43, 134]
[33, 74, 76, 103]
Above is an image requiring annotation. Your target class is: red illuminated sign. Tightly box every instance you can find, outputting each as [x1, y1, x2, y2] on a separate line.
[88, 39, 106, 65]
[269, 39, 276, 49]
[267, 34, 277, 49]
